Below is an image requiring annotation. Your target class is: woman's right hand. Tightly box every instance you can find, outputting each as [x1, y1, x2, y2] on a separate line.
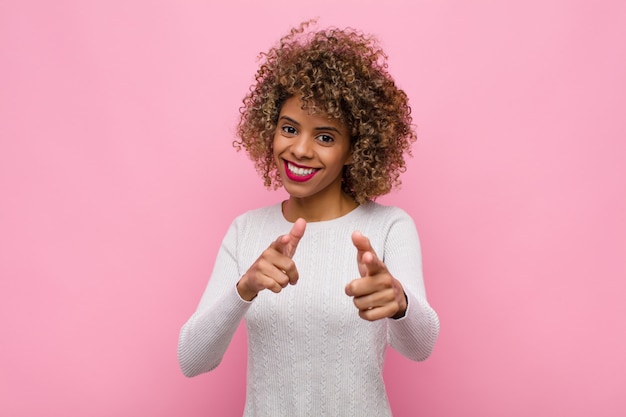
[236, 218, 306, 301]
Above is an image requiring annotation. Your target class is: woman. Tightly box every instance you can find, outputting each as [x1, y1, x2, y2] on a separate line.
[178, 20, 440, 416]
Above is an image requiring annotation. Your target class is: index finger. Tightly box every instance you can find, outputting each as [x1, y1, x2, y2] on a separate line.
[351, 230, 377, 256]
[351, 231, 380, 277]
[361, 250, 385, 277]
[273, 218, 306, 258]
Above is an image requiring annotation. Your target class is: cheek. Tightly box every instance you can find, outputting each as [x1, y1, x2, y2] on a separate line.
[271, 140, 282, 158]
[271, 141, 285, 166]
[332, 148, 352, 167]
[271, 135, 279, 155]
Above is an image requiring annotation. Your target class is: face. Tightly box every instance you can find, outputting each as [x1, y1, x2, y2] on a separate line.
[273, 96, 352, 202]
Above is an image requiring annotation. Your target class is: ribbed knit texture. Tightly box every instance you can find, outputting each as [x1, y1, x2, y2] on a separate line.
[178, 201, 440, 416]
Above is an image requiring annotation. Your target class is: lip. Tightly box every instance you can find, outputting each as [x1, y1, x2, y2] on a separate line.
[283, 160, 319, 182]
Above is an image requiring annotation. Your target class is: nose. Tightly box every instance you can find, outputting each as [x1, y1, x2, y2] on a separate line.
[290, 134, 314, 159]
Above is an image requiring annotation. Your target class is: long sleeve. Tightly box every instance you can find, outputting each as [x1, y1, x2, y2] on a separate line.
[177, 220, 251, 377]
[176, 202, 439, 416]
[383, 209, 440, 361]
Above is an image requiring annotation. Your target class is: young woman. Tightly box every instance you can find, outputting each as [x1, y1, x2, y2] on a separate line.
[178, 20, 440, 416]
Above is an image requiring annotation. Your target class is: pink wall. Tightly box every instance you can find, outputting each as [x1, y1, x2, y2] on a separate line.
[1, 1, 625, 416]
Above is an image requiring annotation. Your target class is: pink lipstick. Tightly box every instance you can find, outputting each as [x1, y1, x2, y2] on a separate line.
[283, 160, 319, 182]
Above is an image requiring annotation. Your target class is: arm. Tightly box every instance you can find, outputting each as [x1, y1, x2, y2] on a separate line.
[177, 221, 250, 377]
[384, 213, 439, 361]
[177, 217, 307, 377]
[345, 211, 439, 361]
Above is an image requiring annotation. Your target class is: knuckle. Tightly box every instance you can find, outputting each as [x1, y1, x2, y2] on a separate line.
[285, 259, 296, 271]
[278, 275, 289, 287]
[380, 275, 393, 288]
[258, 257, 270, 269]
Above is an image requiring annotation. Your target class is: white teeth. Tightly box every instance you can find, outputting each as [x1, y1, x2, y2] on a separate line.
[287, 162, 315, 176]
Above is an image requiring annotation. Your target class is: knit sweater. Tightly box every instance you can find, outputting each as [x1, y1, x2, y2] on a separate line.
[178, 201, 439, 416]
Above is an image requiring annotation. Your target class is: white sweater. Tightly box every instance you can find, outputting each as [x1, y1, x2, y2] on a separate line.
[178, 201, 439, 416]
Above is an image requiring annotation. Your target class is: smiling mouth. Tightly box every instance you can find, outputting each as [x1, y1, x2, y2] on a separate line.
[284, 160, 319, 182]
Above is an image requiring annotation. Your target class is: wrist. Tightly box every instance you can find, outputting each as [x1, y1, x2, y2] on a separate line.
[391, 291, 408, 320]
[236, 276, 258, 301]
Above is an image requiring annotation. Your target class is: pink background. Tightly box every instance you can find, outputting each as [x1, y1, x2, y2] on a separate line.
[1, 1, 625, 416]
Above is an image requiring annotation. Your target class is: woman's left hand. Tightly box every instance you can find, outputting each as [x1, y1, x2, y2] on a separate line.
[345, 231, 408, 321]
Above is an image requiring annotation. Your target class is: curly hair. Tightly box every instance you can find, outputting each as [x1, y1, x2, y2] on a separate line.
[234, 20, 417, 204]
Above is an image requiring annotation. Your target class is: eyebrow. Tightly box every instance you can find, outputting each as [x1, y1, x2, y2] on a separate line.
[279, 116, 343, 134]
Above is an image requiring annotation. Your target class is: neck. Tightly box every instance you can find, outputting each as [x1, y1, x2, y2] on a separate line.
[282, 192, 358, 222]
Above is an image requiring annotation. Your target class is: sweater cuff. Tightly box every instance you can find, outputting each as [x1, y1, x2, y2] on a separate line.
[390, 290, 425, 322]
[234, 282, 255, 304]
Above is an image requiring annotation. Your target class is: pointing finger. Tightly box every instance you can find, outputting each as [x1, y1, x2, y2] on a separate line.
[285, 218, 306, 257]
[361, 250, 385, 277]
[273, 218, 307, 258]
[352, 231, 379, 277]
[351, 230, 375, 254]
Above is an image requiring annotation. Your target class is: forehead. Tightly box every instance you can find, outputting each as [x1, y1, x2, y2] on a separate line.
[279, 96, 346, 129]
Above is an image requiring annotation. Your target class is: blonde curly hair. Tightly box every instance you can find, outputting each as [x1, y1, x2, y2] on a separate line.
[234, 20, 416, 204]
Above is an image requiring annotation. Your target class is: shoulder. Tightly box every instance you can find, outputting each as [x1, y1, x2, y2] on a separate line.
[353, 201, 421, 258]
[227, 202, 286, 235]
[359, 201, 420, 243]
[359, 200, 414, 223]
[231, 203, 282, 222]
[351, 201, 418, 241]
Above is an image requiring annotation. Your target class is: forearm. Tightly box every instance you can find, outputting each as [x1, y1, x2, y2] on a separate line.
[388, 290, 440, 361]
[177, 285, 251, 377]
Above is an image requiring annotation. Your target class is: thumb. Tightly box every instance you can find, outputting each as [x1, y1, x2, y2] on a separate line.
[274, 218, 306, 258]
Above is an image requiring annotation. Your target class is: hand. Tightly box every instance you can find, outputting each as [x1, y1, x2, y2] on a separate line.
[345, 231, 408, 321]
[237, 218, 306, 301]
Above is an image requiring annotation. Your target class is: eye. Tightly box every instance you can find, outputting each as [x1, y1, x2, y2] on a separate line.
[316, 134, 334, 144]
[281, 125, 297, 135]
